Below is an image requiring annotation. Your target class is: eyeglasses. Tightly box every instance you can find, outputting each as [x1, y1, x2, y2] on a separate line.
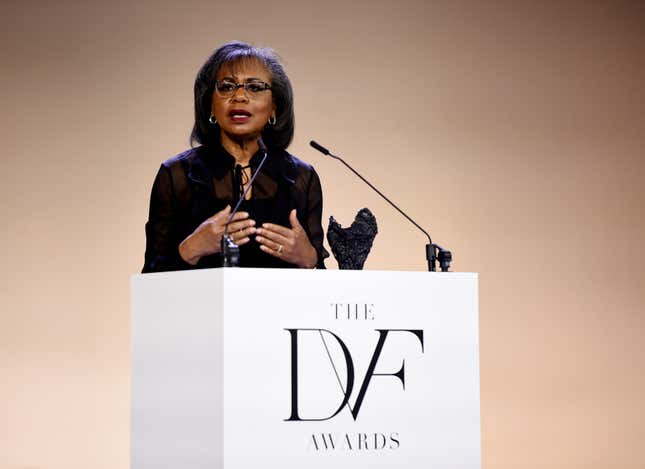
[214, 80, 272, 98]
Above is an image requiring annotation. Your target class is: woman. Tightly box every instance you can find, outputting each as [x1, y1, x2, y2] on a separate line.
[142, 41, 328, 272]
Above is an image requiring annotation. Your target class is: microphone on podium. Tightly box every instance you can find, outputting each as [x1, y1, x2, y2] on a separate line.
[221, 138, 270, 267]
[309, 140, 452, 272]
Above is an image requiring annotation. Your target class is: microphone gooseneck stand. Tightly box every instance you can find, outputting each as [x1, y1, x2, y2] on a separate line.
[221, 139, 269, 267]
[309, 140, 452, 272]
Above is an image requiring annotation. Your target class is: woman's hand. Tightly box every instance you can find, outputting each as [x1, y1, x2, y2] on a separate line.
[179, 205, 256, 265]
[255, 209, 318, 268]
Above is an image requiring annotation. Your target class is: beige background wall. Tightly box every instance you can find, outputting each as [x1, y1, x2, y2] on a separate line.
[1, 0, 644, 468]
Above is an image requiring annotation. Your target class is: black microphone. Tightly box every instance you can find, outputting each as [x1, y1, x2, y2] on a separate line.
[310, 140, 330, 155]
[309, 140, 452, 272]
[221, 138, 269, 267]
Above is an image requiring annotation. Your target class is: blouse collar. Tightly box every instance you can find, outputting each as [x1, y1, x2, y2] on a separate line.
[187, 143, 297, 187]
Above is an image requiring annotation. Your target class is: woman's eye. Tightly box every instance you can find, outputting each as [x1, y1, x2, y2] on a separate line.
[247, 83, 264, 93]
[219, 82, 236, 92]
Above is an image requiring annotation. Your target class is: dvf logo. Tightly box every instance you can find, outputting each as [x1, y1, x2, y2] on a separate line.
[285, 329, 424, 421]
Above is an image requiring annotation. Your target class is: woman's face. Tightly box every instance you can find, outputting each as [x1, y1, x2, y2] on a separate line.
[211, 59, 276, 143]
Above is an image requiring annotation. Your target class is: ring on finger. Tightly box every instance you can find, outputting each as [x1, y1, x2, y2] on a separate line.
[277, 244, 283, 254]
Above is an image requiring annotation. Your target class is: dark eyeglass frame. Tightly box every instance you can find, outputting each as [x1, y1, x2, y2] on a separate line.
[214, 79, 272, 98]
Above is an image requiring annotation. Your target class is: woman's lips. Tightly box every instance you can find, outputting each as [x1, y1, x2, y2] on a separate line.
[229, 109, 252, 123]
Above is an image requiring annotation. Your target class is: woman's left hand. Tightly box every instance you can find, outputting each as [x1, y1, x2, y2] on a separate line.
[255, 209, 318, 268]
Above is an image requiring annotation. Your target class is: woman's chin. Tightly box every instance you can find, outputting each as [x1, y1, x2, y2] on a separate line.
[221, 128, 262, 143]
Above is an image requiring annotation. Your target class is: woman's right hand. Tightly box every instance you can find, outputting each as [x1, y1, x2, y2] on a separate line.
[178, 205, 256, 265]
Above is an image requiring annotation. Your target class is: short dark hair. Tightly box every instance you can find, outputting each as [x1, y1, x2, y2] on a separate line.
[190, 41, 295, 150]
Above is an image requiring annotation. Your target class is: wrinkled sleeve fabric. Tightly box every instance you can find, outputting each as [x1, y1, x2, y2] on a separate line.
[304, 167, 330, 269]
[142, 164, 192, 273]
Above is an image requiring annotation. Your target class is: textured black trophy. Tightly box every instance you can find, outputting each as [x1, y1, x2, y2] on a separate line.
[326, 208, 378, 270]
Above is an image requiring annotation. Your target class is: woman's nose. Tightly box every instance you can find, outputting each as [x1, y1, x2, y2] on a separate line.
[231, 86, 249, 102]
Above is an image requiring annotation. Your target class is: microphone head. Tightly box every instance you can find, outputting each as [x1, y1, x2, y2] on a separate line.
[257, 137, 267, 153]
[310, 140, 330, 155]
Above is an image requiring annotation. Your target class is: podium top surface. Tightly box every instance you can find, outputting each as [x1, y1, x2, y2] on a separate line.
[132, 267, 477, 281]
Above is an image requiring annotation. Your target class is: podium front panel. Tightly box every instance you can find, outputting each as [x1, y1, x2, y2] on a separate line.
[132, 269, 480, 469]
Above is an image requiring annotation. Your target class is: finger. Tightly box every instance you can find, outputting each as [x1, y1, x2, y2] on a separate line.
[259, 243, 284, 258]
[210, 211, 249, 227]
[227, 218, 256, 233]
[289, 209, 302, 230]
[228, 211, 250, 222]
[236, 236, 251, 246]
[255, 234, 279, 250]
[256, 228, 289, 246]
[255, 234, 283, 252]
[231, 226, 256, 243]
[259, 222, 292, 238]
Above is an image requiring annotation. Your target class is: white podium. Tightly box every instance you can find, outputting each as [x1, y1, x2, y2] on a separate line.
[131, 268, 480, 469]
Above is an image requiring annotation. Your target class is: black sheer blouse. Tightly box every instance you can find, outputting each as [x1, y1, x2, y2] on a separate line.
[142, 144, 328, 272]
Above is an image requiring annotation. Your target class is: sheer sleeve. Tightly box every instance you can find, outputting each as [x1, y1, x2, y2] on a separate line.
[303, 168, 330, 269]
[142, 164, 192, 273]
